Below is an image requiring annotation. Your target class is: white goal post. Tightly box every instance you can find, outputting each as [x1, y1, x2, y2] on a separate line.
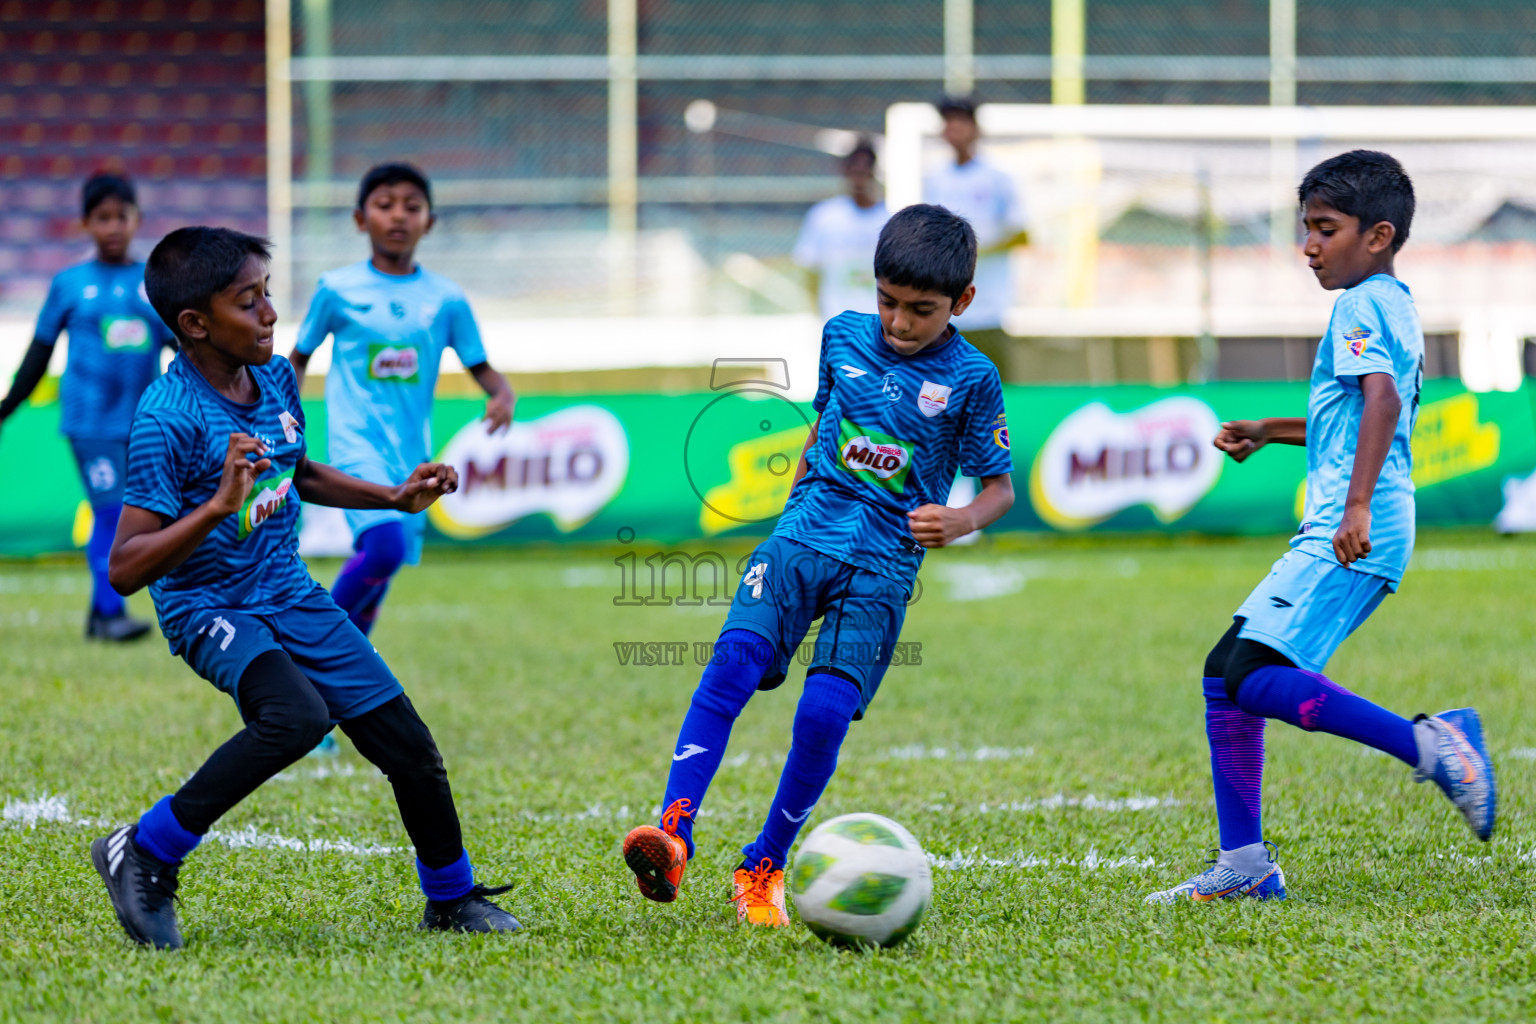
[885, 103, 1536, 389]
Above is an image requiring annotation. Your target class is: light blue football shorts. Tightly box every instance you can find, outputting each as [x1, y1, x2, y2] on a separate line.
[1234, 548, 1396, 673]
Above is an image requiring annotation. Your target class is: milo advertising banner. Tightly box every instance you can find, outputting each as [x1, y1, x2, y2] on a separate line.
[1, 378, 1533, 555]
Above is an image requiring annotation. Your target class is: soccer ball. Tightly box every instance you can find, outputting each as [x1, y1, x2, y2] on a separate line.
[789, 812, 932, 948]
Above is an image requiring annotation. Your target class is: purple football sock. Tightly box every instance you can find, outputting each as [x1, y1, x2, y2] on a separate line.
[1203, 676, 1266, 851]
[741, 672, 861, 871]
[660, 629, 774, 857]
[1236, 664, 1419, 766]
[330, 522, 406, 636]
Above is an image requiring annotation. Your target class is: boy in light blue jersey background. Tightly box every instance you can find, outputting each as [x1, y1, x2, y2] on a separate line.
[1147, 151, 1496, 905]
[290, 163, 515, 636]
[0, 173, 176, 641]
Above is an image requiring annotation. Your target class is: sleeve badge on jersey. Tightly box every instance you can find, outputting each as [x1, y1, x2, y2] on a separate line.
[917, 380, 952, 418]
[993, 425, 1010, 450]
[1344, 326, 1372, 357]
[279, 410, 301, 444]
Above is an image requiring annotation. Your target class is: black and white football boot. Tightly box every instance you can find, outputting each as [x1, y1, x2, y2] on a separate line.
[90, 825, 182, 950]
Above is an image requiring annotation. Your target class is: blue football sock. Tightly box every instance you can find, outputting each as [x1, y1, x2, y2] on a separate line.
[87, 502, 124, 617]
[417, 850, 474, 902]
[741, 672, 861, 871]
[660, 628, 774, 858]
[1236, 664, 1419, 766]
[1203, 676, 1266, 851]
[135, 795, 201, 865]
[330, 522, 406, 636]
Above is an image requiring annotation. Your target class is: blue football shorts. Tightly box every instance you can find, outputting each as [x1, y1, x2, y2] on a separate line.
[722, 535, 910, 719]
[68, 437, 127, 508]
[173, 583, 403, 721]
[1234, 548, 1395, 673]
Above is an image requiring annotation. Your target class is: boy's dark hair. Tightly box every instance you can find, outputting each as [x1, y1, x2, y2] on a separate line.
[937, 95, 978, 121]
[843, 138, 877, 171]
[82, 173, 136, 217]
[357, 162, 432, 210]
[873, 203, 977, 304]
[145, 227, 271, 342]
[1298, 150, 1415, 252]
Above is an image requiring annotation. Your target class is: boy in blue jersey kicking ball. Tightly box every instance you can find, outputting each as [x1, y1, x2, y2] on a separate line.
[91, 227, 519, 949]
[0, 173, 177, 641]
[289, 163, 515, 638]
[1146, 151, 1495, 904]
[622, 204, 1015, 925]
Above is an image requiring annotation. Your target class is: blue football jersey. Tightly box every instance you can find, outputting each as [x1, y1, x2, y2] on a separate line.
[34, 260, 176, 441]
[775, 312, 1013, 587]
[124, 355, 317, 646]
[1292, 273, 1423, 582]
[293, 260, 488, 485]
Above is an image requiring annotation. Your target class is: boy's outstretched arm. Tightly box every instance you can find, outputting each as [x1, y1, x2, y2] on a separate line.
[468, 362, 515, 434]
[294, 457, 458, 512]
[1333, 372, 1401, 567]
[110, 434, 271, 595]
[288, 350, 311, 392]
[907, 474, 1015, 549]
[1214, 416, 1307, 462]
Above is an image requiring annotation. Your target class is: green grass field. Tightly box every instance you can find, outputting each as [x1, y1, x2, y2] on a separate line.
[3, 530, 1535, 1022]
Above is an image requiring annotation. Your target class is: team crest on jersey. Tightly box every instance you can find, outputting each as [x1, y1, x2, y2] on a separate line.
[838, 418, 914, 493]
[917, 380, 952, 418]
[278, 410, 301, 444]
[368, 343, 421, 382]
[1344, 326, 1372, 357]
[390, 301, 407, 319]
[992, 411, 1009, 449]
[237, 468, 295, 540]
[879, 372, 903, 401]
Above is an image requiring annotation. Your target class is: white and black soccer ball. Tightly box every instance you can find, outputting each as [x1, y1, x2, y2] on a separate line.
[789, 812, 932, 948]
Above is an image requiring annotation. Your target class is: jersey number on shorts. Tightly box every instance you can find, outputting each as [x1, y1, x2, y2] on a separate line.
[199, 615, 237, 651]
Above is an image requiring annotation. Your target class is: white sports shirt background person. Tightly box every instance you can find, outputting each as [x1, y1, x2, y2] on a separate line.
[793, 141, 889, 321]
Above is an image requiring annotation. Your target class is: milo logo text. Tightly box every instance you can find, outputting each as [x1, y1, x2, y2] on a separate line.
[237, 468, 295, 540]
[837, 419, 914, 493]
[102, 315, 151, 352]
[368, 343, 420, 383]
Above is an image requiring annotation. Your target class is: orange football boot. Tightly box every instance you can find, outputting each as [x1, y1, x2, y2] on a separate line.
[731, 858, 788, 927]
[623, 798, 692, 902]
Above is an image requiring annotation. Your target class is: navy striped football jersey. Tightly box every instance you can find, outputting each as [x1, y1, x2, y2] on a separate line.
[775, 312, 1012, 587]
[124, 355, 316, 647]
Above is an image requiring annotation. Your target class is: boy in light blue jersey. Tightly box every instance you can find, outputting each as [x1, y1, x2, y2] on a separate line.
[91, 227, 519, 950]
[0, 174, 176, 641]
[1147, 151, 1496, 905]
[622, 205, 1015, 926]
[290, 163, 515, 635]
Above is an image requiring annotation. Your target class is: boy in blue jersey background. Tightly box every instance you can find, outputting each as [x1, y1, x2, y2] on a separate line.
[93, 227, 518, 949]
[289, 163, 515, 637]
[0, 173, 176, 641]
[1147, 151, 1496, 905]
[623, 205, 1016, 926]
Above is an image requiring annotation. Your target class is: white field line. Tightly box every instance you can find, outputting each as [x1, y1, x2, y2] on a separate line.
[0, 575, 90, 594]
[977, 794, 1180, 813]
[1412, 548, 1536, 571]
[1, 794, 404, 856]
[1506, 747, 1536, 760]
[271, 762, 368, 782]
[879, 745, 1034, 762]
[929, 847, 1157, 871]
[932, 557, 1140, 602]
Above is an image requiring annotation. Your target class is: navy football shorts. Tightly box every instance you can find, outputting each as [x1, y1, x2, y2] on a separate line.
[722, 535, 910, 719]
[173, 583, 403, 721]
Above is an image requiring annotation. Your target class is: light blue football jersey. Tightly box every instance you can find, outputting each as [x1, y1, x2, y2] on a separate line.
[34, 259, 176, 441]
[293, 260, 488, 484]
[1291, 273, 1423, 582]
[775, 312, 1013, 588]
[124, 355, 317, 647]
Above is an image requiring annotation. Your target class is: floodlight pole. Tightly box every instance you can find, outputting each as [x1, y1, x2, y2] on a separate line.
[1051, 0, 1085, 106]
[608, 0, 639, 316]
[944, 0, 974, 96]
[265, 0, 293, 318]
[302, 0, 332, 187]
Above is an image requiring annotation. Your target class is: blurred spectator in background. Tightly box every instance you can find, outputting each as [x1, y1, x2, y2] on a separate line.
[793, 139, 889, 321]
[923, 96, 1029, 374]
